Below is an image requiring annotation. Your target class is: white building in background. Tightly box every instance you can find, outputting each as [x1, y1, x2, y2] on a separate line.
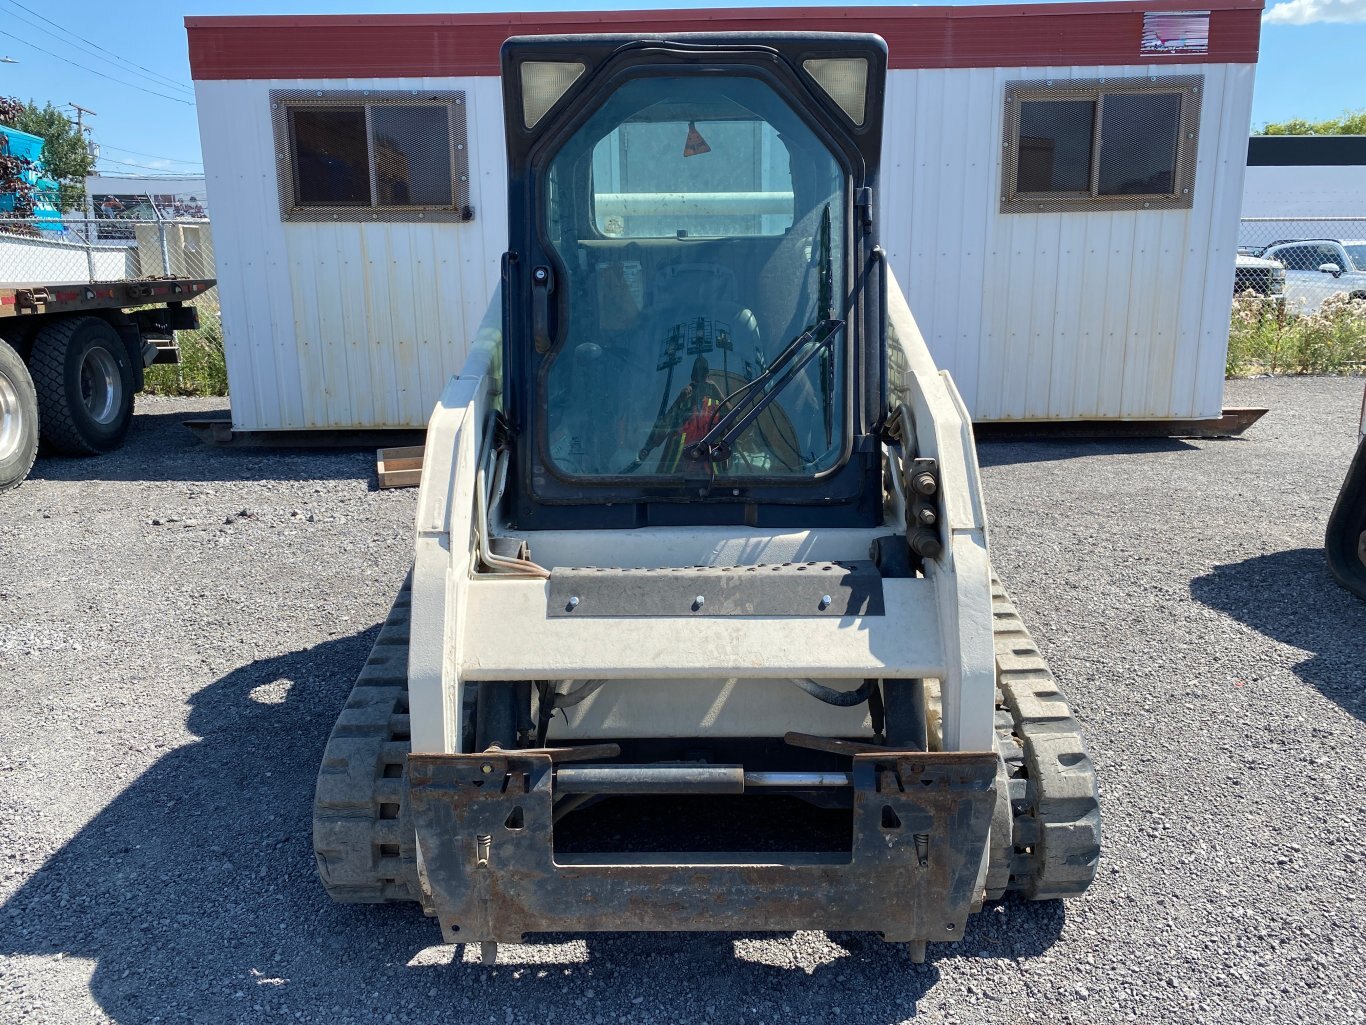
[187, 0, 1263, 431]
[84, 174, 209, 220]
[1239, 135, 1366, 245]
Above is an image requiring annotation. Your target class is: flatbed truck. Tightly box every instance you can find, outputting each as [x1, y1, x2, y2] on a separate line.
[0, 275, 215, 490]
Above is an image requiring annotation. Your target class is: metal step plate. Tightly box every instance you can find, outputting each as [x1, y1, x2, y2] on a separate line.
[547, 560, 885, 618]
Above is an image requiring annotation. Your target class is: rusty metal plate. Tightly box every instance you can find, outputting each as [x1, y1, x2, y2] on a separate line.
[406, 749, 996, 944]
[546, 561, 885, 618]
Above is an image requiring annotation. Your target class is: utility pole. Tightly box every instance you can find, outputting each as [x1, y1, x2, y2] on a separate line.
[67, 103, 97, 220]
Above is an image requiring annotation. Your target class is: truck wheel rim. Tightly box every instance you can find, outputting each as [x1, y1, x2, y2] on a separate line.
[0, 369, 21, 460]
[81, 347, 122, 426]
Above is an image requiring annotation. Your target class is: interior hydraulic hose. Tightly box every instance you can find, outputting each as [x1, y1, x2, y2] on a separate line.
[792, 677, 878, 707]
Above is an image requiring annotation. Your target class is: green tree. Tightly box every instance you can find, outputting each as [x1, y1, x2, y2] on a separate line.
[0, 99, 94, 213]
[1258, 109, 1366, 135]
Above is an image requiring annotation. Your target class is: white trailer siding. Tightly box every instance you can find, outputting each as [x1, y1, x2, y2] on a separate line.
[884, 62, 1255, 421]
[196, 75, 506, 431]
[197, 63, 1254, 428]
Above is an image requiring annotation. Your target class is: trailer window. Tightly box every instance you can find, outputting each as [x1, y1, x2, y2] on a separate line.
[271, 90, 471, 222]
[590, 119, 794, 238]
[1002, 76, 1201, 213]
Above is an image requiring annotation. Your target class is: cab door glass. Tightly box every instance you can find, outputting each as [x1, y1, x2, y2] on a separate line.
[540, 74, 848, 481]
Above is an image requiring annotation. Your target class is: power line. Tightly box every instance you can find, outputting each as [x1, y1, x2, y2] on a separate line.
[99, 144, 202, 167]
[0, 29, 194, 105]
[0, 0, 195, 96]
[96, 155, 202, 175]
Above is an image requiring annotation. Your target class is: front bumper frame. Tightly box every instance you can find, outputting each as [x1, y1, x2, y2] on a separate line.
[406, 748, 997, 945]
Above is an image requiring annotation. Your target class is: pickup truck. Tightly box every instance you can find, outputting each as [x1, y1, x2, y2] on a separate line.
[1251, 239, 1366, 314]
[1234, 252, 1286, 300]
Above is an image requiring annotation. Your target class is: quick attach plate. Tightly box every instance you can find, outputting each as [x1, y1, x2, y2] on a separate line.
[406, 748, 997, 945]
[547, 561, 885, 618]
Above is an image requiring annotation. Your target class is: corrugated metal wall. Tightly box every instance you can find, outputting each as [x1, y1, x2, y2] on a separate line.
[883, 62, 1255, 421]
[196, 76, 506, 431]
[198, 62, 1254, 429]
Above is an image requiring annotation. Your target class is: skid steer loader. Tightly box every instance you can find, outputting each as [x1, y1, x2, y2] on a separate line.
[1326, 383, 1366, 600]
[313, 32, 1100, 964]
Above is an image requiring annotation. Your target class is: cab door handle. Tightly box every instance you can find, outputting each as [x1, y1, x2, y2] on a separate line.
[532, 265, 554, 353]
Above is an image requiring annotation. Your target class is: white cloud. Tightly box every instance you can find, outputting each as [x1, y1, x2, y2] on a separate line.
[1264, 0, 1366, 24]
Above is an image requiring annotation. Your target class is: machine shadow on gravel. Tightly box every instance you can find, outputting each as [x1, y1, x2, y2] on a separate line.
[1192, 547, 1366, 722]
[0, 628, 1064, 1025]
[26, 407, 378, 485]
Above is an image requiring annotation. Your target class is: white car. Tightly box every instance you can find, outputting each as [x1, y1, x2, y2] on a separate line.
[1257, 239, 1366, 314]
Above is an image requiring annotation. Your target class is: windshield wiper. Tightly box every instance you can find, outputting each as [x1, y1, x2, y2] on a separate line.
[683, 316, 843, 465]
[686, 202, 843, 466]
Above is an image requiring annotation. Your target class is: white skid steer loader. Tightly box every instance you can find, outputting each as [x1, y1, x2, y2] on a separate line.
[313, 32, 1101, 965]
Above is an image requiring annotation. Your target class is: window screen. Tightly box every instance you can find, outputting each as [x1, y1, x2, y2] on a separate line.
[1017, 100, 1094, 194]
[1097, 93, 1181, 196]
[1002, 76, 1201, 213]
[291, 108, 369, 206]
[272, 90, 471, 222]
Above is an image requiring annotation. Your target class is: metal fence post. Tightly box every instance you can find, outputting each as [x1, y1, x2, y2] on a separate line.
[84, 220, 96, 284]
[157, 214, 171, 278]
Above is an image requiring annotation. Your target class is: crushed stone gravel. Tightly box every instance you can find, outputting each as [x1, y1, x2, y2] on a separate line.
[0, 382, 1363, 1025]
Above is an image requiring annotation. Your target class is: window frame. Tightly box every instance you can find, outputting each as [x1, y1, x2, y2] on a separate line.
[270, 89, 472, 223]
[1000, 75, 1202, 214]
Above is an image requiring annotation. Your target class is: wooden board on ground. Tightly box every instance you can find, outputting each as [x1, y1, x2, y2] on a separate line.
[377, 445, 424, 489]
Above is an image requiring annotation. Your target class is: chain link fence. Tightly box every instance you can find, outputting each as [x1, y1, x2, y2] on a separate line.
[0, 216, 216, 295]
[1230, 216, 1366, 377]
[1237, 216, 1366, 314]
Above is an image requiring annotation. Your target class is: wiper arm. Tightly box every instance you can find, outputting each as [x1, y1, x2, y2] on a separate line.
[684, 317, 844, 464]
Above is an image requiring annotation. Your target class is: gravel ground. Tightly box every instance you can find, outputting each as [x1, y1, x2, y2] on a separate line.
[0, 380, 1363, 1025]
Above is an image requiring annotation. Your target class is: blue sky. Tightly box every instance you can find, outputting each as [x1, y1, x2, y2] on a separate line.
[1, 0, 1362, 180]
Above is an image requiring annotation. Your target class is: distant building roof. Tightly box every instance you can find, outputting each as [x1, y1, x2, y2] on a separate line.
[1248, 135, 1366, 167]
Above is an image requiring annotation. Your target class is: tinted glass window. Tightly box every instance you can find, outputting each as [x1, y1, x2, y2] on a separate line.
[1098, 93, 1181, 196]
[543, 75, 848, 481]
[292, 108, 369, 206]
[371, 106, 453, 207]
[1017, 99, 1094, 193]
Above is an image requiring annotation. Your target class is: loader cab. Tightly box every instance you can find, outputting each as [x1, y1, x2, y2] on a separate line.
[500, 34, 888, 530]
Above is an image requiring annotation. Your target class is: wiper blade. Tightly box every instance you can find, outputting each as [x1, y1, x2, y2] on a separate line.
[684, 317, 843, 465]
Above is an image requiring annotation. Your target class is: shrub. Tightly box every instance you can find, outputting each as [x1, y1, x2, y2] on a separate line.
[1227, 292, 1366, 378]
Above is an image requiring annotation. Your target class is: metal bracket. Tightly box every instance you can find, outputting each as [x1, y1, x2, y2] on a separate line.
[406, 748, 997, 945]
[548, 561, 885, 618]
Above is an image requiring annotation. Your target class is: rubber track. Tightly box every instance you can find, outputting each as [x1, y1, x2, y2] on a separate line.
[313, 583, 420, 903]
[989, 577, 1102, 901]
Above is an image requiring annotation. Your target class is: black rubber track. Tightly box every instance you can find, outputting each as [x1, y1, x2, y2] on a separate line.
[313, 583, 419, 903]
[989, 577, 1103, 901]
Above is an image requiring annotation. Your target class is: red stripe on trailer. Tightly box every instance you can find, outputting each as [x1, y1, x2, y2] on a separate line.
[186, 0, 1263, 80]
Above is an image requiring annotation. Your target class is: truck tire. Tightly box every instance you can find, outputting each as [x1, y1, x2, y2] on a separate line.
[28, 316, 135, 455]
[0, 338, 39, 491]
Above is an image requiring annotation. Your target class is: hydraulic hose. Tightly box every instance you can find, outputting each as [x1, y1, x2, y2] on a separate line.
[792, 678, 878, 707]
